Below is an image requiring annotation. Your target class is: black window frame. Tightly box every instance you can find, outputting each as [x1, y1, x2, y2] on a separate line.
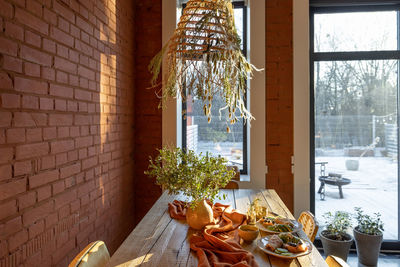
[310, 4, 400, 251]
[181, 1, 249, 175]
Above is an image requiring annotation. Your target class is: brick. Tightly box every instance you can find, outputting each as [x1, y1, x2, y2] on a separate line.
[50, 26, 74, 48]
[76, 16, 93, 35]
[14, 160, 32, 176]
[0, 178, 26, 201]
[37, 185, 51, 201]
[18, 191, 36, 210]
[15, 8, 49, 35]
[51, 139, 74, 154]
[40, 97, 54, 110]
[0, 0, 13, 19]
[74, 89, 91, 101]
[41, 155, 55, 170]
[28, 220, 44, 239]
[2, 55, 23, 73]
[42, 67, 55, 81]
[49, 114, 73, 126]
[56, 71, 68, 83]
[0, 111, 12, 127]
[74, 114, 91, 125]
[43, 38, 56, 53]
[56, 44, 69, 59]
[75, 136, 93, 148]
[15, 77, 48, 95]
[1, 93, 20, 108]
[16, 142, 49, 160]
[52, 180, 65, 195]
[7, 128, 25, 143]
[57, 127, 69, 138]
[22, 95, 39, 109]
[9, 229, 28, 251]
[13, 112, 36, 127]
[43, 127, 56, 140]
[77, 66, 95, 81]
[25, 31, 41, 47]
[54, 56, 77, 74]
[43, 8, 57, 25]
[0, 73, 12, 89]
[29, 169, 59, 189]
[53, 0, 75, 23]
[27, 0, 42, 17]
[24, 62, 41, 77]
[55, 99, 67, 111]
[54, 189, 76, 209]
[0, 216, 22, 239]
[26, 128, 42, 142]
[5, 22, 24, 41]
[49, 84, 73, 98]
[0, 200, 17, 221]
[23, 201, 54, 226]
[58, 17, 69, 33]
[56, 153, 67, 166]
[0, 147, 13, 163]
[60, 162, 80, 178]
[0, 165, 12, 181]
[20, 45, 52, 66]
[82, 156, 97, 170]
[0, 36, 18, 56]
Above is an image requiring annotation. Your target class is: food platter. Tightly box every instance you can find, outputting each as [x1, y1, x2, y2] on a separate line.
[256, 218, 302, 234]
[257, 236, 312, 259]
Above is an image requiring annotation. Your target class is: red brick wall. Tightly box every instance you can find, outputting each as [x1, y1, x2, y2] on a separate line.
[0, 0, 135, 266]
[266, 0, 294, 212]
[133, 0, 162, 225]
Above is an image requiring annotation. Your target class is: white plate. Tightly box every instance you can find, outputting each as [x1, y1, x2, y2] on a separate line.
[256, 219, 302, 234]
[257, 236, 312, 259]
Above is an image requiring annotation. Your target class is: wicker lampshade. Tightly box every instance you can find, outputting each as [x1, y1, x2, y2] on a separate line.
[149, 0, 260, 127]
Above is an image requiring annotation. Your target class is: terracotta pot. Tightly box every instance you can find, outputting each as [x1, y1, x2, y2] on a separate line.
[353, 227, 383, 266]
[186, 199, 214, 230]
[320, 230, 353, 262]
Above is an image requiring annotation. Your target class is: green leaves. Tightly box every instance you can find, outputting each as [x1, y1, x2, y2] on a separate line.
[354, 207, 384, 235]
[145, 147, 235, 208]
[323, 211, 352, 240]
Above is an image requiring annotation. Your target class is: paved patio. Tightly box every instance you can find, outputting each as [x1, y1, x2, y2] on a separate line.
[315, 156, 398, 240]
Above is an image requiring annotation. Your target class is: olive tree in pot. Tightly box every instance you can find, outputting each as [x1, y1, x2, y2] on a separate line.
[320, 211, 353, 261]
[353, 207, 384, 266]
[145, 147, 235, 230]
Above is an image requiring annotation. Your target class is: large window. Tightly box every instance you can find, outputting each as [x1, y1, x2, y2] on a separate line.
[310, 3, 400, 249]
[181, 2, 248, 174]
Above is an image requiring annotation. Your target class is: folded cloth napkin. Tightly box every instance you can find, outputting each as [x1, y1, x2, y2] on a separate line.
[168, 200, 259, 267]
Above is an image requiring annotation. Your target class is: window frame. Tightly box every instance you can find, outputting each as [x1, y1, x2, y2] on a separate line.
[181, 1, 249, 175]
[310, 4, 400, 250]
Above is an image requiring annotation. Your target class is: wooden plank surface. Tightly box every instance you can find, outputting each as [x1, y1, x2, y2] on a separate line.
[107, 189, 328, 267]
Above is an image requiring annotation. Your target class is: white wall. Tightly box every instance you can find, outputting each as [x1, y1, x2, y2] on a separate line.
[293, 0, 310, 217]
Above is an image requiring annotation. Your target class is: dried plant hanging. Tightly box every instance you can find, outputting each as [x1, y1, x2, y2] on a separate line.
[149, 0, 261, 129]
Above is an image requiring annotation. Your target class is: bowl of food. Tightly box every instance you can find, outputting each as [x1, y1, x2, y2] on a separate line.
[238, 225, 259, 242]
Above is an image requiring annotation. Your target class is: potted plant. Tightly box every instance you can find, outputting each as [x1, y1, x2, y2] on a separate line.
[145, 147, 235, 230]
[320, 211, 353, 261]
[353, 207, 384, 266]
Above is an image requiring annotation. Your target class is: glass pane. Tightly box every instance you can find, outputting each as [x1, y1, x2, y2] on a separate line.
[314, 11, 398, 52]
[314, 60, 398, 240]
[183, 7, 246, 171]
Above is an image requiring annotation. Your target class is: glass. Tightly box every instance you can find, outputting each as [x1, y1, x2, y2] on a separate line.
[314, 60, 399, 240]
[314, 11, 398, 52]
[183, 7, 246, 171]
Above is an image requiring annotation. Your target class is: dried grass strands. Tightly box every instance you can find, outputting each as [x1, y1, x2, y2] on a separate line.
[149, 0, 262, 129]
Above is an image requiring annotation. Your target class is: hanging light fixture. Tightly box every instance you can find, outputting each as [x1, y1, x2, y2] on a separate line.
[149, 0, 261, 130]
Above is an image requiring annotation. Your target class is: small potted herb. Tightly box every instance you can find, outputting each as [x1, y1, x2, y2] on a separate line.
[320, 211, 353, 261]
[353, 207, 384, 266]
[145, 147, 235, 230]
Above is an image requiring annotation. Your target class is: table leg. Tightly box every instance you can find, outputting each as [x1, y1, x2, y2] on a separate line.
[338, 185, 344, 198]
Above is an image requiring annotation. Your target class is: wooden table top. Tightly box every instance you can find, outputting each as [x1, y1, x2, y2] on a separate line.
[107, 189, 327, 267]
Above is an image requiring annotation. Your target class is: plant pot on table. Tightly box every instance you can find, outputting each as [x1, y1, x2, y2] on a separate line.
[320, 230, 353, 262]
[353, 227, 383, 266]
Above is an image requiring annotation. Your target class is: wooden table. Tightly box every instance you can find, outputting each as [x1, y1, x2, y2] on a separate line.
[107, 189, 327, 267]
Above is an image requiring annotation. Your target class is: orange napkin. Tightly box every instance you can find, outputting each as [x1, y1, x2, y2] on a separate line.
[168, 200, 259, 267]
